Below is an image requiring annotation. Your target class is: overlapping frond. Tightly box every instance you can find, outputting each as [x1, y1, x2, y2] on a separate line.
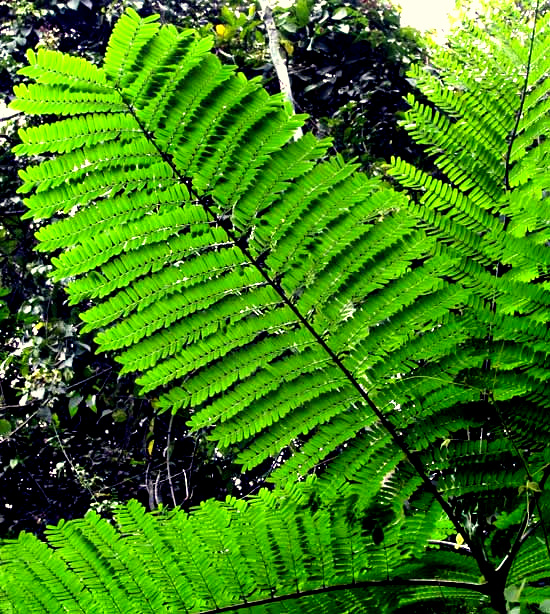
[387, 1, 550, 493]
[0, 491, 494, 614]
[3, 486, 548, 612]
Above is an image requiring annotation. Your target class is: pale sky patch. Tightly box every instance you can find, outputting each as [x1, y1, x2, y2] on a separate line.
[397, 0, 457, 35]
[398, 0, 486, 43]
[274, 1, 483, 40]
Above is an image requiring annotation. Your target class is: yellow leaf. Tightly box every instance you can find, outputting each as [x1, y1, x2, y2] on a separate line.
[215, 24, 226, 36]
[147, 439, 154, 456]
[519, 480, 542, 494]
[455, 533, 465, 549]
[527, 481, 541, 492]
[282, 40, 294, 56]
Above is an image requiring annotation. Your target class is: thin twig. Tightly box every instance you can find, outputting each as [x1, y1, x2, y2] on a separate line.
[0, 112, 22, 123]
[66, 367, 112, 390]
[181, 434, 197, 503]
[0, 410, 39, 442]
[504, 0, 540, 190]
[165, 412, 177, 507]
[154, 470, 162, 507]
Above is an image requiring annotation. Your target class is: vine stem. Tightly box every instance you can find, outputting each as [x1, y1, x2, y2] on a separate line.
[165, 412, 177, 507]
[504, 0, 540, 190]
[51, 422, 100, 507]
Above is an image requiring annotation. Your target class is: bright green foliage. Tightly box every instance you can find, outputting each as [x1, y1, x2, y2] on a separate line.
[0, 484, 492, 613]
[0, 485, 548, 613]
[387, 0, 550, 500]
[3, 4, 550, 613]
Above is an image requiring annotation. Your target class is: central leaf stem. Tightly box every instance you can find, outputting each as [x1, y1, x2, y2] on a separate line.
[123, 95, 498, 592]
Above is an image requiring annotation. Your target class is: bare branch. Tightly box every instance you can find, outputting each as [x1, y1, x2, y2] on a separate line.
[258, 0, 303, 140]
